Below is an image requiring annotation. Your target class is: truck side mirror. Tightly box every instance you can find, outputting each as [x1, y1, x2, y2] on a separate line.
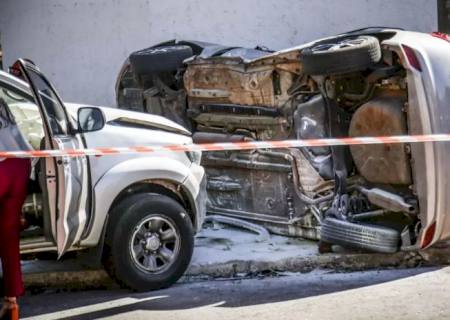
[77, 107, 105, 133]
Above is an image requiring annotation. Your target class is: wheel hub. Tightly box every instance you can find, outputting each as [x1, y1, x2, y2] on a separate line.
[145, 235, 161, 251]
[130, 215, 181, 273]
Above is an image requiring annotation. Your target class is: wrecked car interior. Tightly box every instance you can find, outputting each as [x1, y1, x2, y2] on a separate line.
[116, 28, 427, 253]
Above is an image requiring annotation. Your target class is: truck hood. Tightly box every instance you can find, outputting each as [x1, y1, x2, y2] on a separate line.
[65, 103, 191, 136]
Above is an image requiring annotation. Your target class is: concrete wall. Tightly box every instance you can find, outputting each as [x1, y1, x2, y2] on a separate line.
[0, 0, 438, 107]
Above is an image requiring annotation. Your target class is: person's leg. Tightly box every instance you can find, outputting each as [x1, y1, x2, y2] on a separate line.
[1, 159, 30, 298]
[0, 193, 27, 298]
[0, 161, 10, 297]
[0, 197, 5, 292]
[0, 159, 30, 319]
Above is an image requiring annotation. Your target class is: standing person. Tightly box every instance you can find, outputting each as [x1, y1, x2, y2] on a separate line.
[0, 95, 32, 320]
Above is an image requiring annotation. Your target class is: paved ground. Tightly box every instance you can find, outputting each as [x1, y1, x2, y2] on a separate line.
[21, 266, 450, 320]
[17, 225, 450, 290]
[19, 226, 318, 289]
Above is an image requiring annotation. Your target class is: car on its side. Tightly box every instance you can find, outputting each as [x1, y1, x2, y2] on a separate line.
[2, 59, 206, 291]
[115, 28, 450, 253]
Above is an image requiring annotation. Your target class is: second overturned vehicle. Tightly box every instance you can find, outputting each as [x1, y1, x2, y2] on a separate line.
[116, 28, 450, 253]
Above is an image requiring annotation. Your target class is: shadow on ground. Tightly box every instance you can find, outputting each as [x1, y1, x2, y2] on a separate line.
[21, 267, 440, 319]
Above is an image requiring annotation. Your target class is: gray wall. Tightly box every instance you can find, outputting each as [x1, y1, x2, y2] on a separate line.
[0, 0, 438, 107]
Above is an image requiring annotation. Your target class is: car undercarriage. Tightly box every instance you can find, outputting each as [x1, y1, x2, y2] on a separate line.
[116, 29, 430, 253]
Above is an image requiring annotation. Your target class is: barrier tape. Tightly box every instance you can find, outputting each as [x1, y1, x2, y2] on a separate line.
[1, 134, 450, 159]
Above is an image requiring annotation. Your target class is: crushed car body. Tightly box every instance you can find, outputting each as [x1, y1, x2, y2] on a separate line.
[116, 27, 450, 253]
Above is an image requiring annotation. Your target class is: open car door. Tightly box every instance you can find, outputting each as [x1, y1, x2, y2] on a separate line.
[18, 60, 89, 257]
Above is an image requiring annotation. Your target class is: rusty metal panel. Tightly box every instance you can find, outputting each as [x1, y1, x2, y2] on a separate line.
[184, 51, 302, 108]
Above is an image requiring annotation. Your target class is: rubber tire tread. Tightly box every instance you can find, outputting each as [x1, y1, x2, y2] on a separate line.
[302, 36, 382, 75]
[320, 217, 400, 253]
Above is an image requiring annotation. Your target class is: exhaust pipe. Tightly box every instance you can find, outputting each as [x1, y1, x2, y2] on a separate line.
[358, 187, 416, 213]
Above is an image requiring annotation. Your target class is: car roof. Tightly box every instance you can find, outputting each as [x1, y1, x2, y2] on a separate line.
[0, 69, 31, 94]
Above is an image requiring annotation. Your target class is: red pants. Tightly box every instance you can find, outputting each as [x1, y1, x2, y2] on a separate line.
[0, 158, 30, 297]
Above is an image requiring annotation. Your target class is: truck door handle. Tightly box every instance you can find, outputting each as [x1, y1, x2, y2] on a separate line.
[57, 159, 69, 165]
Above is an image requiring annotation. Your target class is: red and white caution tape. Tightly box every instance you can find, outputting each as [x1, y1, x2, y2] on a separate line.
[1, 134, 450, 159]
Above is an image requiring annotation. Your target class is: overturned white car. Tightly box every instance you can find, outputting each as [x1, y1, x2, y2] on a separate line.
[116, 27, 450, 254]
[2, 60, 206, 291]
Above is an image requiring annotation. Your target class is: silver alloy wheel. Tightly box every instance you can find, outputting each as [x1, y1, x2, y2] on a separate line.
[130, 215, 181, 274]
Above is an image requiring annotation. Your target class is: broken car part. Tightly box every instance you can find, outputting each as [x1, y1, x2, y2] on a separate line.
[204, 215, 270, 242]
[358, 187, 416, 213]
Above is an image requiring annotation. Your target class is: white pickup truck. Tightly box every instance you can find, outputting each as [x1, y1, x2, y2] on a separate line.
[2, 59, 206, 291]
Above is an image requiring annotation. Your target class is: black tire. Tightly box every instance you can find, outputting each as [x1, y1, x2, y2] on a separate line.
[302, 36, 382, 75]
[320, 218, 400, 253]
[104, 193, 194, 291]
[129, 45, 193, 74]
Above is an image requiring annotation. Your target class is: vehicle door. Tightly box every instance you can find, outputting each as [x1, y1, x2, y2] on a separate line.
[18, 59, 89, 256]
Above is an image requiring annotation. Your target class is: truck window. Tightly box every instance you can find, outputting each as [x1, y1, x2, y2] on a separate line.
[0, 84, 45, 150]
[25, 68, 69, 136]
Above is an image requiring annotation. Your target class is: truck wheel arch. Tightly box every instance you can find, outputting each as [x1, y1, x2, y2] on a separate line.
[106, 179, 197, 236]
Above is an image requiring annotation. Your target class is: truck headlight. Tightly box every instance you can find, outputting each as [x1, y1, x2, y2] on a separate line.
[186, 150, 202, 165]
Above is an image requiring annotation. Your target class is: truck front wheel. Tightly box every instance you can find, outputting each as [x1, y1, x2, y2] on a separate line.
[104, 193, 194, 291]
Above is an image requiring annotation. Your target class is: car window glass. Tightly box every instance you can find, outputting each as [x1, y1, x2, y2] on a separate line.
[0, 85, 45, 150]
[26, 68, 69, 136]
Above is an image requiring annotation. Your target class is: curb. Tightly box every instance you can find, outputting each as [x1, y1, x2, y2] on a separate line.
[23, 247, 450, 291]
[186, 248, 450, 278]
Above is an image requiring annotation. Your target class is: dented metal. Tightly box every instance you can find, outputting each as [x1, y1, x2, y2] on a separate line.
[184, 51, 302, 108]
[117, 30, 441, 248]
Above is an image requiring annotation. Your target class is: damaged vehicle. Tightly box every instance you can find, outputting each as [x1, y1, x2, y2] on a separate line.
[116, 28, 450, 253]
[2, 59, 206, 291]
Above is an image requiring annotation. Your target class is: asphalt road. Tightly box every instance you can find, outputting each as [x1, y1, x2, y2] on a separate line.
[21, 267, 450, 320]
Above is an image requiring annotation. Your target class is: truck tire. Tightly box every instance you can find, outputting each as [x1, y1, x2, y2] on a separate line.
[302, 36, 382, 75]
[104, 193, 194, 291]
[129, 45, 193, 74]
[320, 217, 400, 253]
